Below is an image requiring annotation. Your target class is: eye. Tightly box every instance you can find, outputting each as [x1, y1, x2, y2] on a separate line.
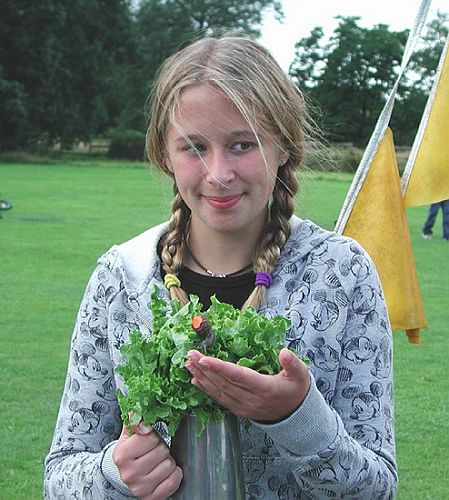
[184, 143, 206, 154]
[232, 141, 253, 151]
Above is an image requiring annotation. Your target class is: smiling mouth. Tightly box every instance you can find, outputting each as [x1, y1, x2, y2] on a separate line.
[204, 195, 242, 209]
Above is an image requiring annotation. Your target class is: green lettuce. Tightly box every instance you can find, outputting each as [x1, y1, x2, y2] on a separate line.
[116, 286, 292, 436]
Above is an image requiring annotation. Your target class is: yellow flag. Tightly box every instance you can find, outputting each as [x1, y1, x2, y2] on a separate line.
[403, 37, 449, 206]
[343, 128, 427, 343]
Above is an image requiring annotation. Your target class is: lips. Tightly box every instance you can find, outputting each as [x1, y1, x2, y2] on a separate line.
[204, 195, 242, 209]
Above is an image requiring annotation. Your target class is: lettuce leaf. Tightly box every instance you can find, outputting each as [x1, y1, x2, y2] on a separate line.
[116, 286, 293, 436]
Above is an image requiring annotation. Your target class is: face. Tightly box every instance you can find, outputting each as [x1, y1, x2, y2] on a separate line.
[165, 85, 283, 243]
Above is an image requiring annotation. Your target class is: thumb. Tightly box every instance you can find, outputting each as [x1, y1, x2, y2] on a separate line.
[131, 420, 153, 436]
[278, 348, 308, 380]
[118, 422, 131, 441]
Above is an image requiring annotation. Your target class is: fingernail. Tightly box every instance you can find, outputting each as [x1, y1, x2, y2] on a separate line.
[138, 422, 152, 434]
[185, 362, 197, 375]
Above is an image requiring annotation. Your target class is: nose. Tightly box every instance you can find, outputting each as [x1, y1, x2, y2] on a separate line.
[204, 149, 236, 187]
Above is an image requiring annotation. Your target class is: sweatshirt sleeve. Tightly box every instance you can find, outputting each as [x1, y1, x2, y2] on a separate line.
[254, 242, 397, 498]
[43, 255, 137, 499]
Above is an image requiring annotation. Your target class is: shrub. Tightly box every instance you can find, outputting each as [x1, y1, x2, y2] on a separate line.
[107, 129, 146, 160]
[304, 145, 364, 173]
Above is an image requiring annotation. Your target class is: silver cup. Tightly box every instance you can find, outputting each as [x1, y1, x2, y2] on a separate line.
[170, 413, 245, 499]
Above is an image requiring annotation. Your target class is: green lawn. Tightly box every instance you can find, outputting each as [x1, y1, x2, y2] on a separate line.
[1, 160, 447, 499]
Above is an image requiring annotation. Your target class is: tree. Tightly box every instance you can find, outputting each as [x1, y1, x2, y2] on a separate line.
[391, 11, 449, 144]
[0, 0, 136, 151]
[125, 0, 283, 131]
[290, 17, 408, 146]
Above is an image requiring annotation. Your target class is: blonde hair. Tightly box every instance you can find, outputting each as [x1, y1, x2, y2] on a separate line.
[146, 36, 309, 309]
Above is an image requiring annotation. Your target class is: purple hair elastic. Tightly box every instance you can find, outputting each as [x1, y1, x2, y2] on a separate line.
[255, 272, 273, 288]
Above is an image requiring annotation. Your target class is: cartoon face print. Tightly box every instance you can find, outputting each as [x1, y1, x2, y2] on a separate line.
[290, 268, 318, 305]
[73, 342, 108, 381]
[352, 424, 383, 452]
[351, 284, 377, 315]
[68, 400, 109, 435]
[371, 336, 392, 379]
[96, 376, 116, 401]
[285, 307, 307, 339]
[309, 240, 329, 261]
[342, 382, 383, 421]
[340, 252, 371, 281]
[311, 300, 339, 331]
[112, 322, 137, 351]
[87, 307, 108, 350]
[93, 283, 116, 309]
[352, 391, 380, 421]
[342, 336, 377, 364]
[276, 471, 302, 499]
[306, 337, 340, 372]
[337, 444, 357, 480]
[371, 349, 391, 379]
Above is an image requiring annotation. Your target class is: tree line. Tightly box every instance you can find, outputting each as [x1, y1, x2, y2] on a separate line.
[0, 1, 447, 154]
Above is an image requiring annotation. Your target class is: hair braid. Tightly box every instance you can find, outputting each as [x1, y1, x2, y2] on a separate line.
[160, 189, 191, 305]
[242, 165, 298, 310]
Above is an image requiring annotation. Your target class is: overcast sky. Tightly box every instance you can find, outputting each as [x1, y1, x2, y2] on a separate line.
[260, 0, 448, 70]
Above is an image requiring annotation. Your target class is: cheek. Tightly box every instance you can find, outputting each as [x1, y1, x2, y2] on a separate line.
[172, 166, 203, 196]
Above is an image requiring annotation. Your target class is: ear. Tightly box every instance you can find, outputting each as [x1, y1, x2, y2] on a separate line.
[279, 155, 289, 167]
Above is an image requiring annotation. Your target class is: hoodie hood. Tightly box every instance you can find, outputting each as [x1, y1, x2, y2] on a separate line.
[102, 216, 336, 297]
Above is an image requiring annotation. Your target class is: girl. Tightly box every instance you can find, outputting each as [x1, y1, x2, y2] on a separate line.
[45, 37, 397, 499]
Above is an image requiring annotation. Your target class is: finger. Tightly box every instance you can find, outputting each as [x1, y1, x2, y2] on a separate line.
[133, 441, 173, 478]
[120, 429, 162, 460]
[186, 349, 205, 363]
[190, 371, 256, 416]
[150, 466, 183, 500]
[144, 454, 177, 490]
[278, 348, 309, 381]
[197, 356, 261, 388]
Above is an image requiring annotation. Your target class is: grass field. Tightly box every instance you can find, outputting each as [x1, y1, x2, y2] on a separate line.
[1, 159, 448, 499]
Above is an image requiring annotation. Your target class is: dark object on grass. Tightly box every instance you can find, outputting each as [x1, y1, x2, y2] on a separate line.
[0, 197, 12, 218]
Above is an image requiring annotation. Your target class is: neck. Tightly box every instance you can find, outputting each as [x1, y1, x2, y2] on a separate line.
[186, 228, 257, 277]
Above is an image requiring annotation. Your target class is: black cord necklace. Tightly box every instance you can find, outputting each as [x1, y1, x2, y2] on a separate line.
[186, 245, 253, 278]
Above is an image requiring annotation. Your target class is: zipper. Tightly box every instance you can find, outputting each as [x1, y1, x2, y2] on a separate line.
[126, 294, 153, 335]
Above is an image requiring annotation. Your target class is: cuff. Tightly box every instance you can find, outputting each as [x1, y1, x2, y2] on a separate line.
[100, 441, 135, 497]
[252, 375, 338, 456]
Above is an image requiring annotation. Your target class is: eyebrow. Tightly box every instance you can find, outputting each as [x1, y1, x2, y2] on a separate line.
[172, 130, 257, 144]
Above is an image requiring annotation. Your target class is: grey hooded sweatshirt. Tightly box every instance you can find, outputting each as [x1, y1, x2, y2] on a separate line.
[44, 216, 397, 499]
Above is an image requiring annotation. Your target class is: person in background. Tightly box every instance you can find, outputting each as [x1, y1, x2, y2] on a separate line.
[44, 36, 397, 499]
[422, 200, 449, 240]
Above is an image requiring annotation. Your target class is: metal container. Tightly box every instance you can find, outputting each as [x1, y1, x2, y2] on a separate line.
[170, 413, 245, 499]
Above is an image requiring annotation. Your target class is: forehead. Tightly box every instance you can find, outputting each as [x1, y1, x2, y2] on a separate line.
[170, 84, 251, 131]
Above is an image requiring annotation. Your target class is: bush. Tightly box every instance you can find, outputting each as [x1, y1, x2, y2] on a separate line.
[107, 129, 146, 160]
[330, 147, 364, 172]
[0, 150, 57, 164]
[305, 146, 363, 173]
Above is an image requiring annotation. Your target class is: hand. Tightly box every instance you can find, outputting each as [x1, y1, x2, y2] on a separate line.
[185, 348, 311, 422]
[113, 421, 183, 500]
